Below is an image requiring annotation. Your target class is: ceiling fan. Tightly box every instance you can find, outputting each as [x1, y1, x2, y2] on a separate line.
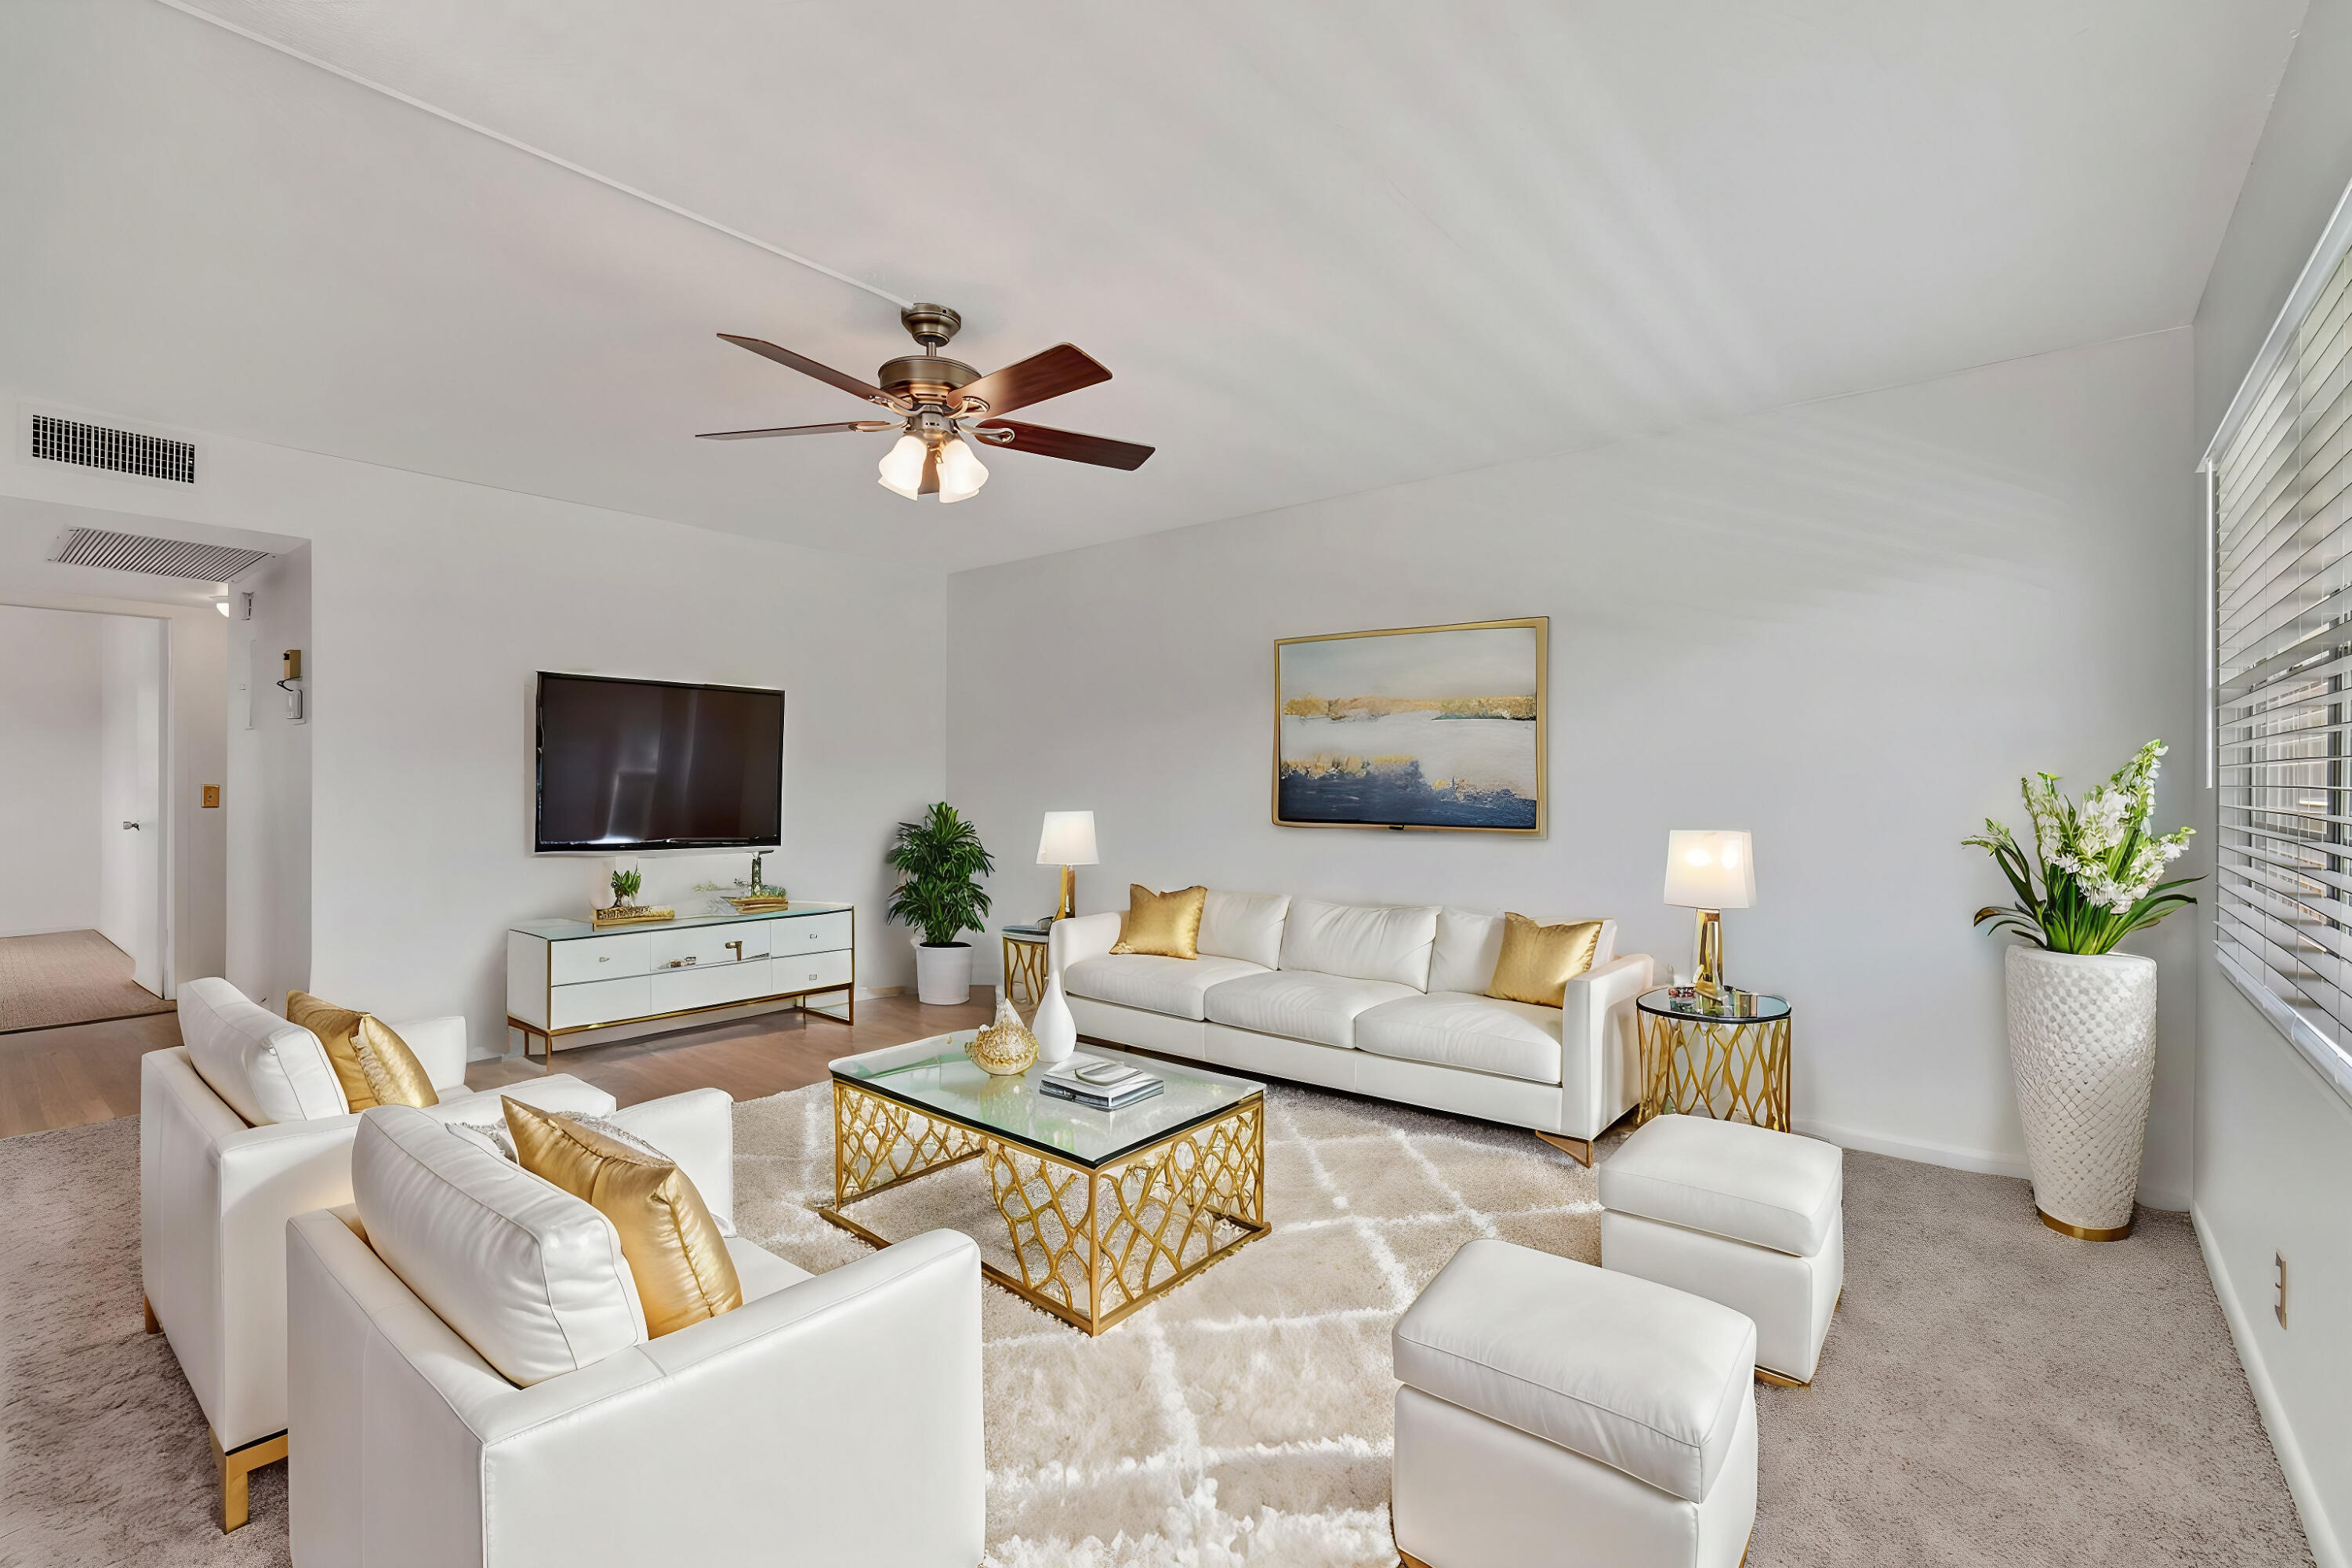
[697, 304, 1153, 502]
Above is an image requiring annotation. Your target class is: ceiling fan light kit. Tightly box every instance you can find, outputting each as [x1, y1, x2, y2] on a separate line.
[699, 303, 1153, 502]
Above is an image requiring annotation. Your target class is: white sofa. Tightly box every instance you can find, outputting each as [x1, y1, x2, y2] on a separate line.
[288, 1102, 984, 1567]
[140, 977, 621, 1529]
[1050, 894, 1653, 1160]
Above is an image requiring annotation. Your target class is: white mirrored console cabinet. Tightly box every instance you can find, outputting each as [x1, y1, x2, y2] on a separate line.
[506, 902, 854, 1067]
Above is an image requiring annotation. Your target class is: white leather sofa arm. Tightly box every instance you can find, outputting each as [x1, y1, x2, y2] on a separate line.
[385, 1014, 469, 1094]
[289, 1212, 984, 1567]
[1559, 953, 1655, 1139]
[609, 1087, 735, 1233]
[1050, 911, 1122, 976]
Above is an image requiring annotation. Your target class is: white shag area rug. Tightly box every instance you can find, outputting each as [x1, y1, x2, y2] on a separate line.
[732, 1079, 1602, 1567]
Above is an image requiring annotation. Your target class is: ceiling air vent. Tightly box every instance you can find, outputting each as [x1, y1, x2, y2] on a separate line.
[50, 528, 271, 580]
[31, 413, 196, 484]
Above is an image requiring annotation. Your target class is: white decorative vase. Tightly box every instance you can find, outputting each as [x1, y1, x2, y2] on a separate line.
[2003, 945, 2158, 1240]
[914, 940, 975, 1005]
[1033, 972, 1077, 1065]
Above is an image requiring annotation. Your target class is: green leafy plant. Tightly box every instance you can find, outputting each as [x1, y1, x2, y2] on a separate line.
[609, 868, 643, 908]
[886, 803, 995, 946]
[1965, 739, 2198, 954]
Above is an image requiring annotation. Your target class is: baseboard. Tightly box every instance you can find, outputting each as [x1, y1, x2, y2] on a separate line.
[2195, 1204, 2344, 1568]
[0, 921, 100, 939]
[1792, 1116, 2031, 1180]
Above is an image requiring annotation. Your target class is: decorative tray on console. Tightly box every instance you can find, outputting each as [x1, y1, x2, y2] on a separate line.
[591, 903, 676, 929]
[722, 895, 791, 913]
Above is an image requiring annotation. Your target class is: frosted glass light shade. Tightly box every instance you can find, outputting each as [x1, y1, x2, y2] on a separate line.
[935, 435, 989, 503]
[877, 434, 928, 499]
[1663, 829, 1755, 909]
[1036, 811, 1098, 866]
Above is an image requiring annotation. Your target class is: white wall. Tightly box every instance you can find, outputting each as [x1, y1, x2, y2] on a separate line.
[0, 397, 949, 1057]
[949, 328, 2203, 1202]
[95, 612, 162, 991]
[2190, 1, 2352, 1559]
[0, 605, 102, 936]
[226, 547, 310, 1011]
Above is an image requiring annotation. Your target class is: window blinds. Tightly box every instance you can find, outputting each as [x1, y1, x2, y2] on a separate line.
[2214, 233, 2352, 1080]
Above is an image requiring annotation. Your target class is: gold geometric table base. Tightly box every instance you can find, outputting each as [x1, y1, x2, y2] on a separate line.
[1001, 935, 1050, 1011]
[1638, 1010, 1791, 1131]
[821, 1077, 1270, 1336]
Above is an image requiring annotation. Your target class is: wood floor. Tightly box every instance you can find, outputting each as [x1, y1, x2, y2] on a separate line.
[0, 993, 997, 1137]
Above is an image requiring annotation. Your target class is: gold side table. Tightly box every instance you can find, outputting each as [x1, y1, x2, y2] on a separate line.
[1001, 929, 1051, 1011]
[1635, 989, 1791, 1131]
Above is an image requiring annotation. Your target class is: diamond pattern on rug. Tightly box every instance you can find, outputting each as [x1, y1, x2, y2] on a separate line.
[731, 1080, 1603, 1566]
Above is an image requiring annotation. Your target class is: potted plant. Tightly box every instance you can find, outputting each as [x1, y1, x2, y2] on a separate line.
[1965, 740, 2196, 1240]
[887, 803, 996, 1005]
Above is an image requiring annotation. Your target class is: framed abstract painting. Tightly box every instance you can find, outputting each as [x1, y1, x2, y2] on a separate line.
[1273, 617, 1546, 834]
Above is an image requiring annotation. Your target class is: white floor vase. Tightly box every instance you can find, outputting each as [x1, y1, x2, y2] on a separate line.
[2003, 945, 2158, 1240]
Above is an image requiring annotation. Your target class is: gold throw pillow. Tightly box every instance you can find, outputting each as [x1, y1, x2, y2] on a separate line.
[288, 992, 437, 1110]
[503, 1098, 743, 1338]
[354, 1016, 440, 1109]
[1109, 884, 1207, 959]
[1486, 913, 1605, 1008]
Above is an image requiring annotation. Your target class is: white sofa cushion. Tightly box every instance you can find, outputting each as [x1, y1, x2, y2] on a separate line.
[352, 1105, 647, 1387]
[1353, 992, 1565, 1085]
[1427, 909, 1619, 996]
[1277, 898, 1440, 989]
[1599, 1114, 1844, 1257]
[1065, 953, 1270, 1021]
[1198, 891, 1291, 970]
[1203, 969, 1416, 1049]
[177, 976, 347, 1125]
[1393, 1238, 1755, 1504]
[724, 1235, 812, 1302]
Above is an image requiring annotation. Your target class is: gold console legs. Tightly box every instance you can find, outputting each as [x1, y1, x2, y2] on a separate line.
[212, 1432, 288, 1533]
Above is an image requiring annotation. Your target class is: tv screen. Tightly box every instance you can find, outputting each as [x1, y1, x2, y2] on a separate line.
[534, 673, 783, 852]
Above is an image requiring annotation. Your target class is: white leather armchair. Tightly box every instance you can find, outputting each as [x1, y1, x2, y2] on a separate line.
[140, 978, 617, 1529]
[286, 1102, 985, 1568]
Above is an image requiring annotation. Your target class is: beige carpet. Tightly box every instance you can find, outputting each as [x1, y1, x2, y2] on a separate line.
[0, 930, 172, 1033]
[0, 1091, 2313, 1566]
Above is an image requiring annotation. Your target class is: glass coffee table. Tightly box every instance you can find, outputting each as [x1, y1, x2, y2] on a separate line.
[824, 1035, 1269, 1334]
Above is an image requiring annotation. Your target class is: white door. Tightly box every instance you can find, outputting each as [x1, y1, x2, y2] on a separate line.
[96, 617, 165, 996]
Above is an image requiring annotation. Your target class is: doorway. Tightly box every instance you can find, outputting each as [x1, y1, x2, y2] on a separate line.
[0, 605, 172, 1033]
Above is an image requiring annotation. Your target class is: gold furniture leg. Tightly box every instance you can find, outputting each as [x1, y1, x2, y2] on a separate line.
[1534, 1130, 1593, 1167]
[1640, 1009, 1791, 1131]
[143, 1294, 159, 1334]
[1399, 1554, 1433, 1568]
[213, 1431, 287, 1532]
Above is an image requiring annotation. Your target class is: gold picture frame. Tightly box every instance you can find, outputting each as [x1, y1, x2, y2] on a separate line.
[1273, 617, 1547, 836]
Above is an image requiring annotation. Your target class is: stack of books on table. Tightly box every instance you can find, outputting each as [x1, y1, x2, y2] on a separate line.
[1039, 1054, 1164, 1111]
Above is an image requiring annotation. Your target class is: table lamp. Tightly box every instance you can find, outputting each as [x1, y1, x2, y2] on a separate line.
[1663, 829, 1754, 1000]
[1036, 811, 1098, 922]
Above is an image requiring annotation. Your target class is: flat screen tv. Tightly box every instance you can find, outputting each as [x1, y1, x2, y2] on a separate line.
[534, 673, 783, 852]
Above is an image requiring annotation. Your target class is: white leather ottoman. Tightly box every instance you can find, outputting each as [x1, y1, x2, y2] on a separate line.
[1392, 1238, 1757, 1568]
[1600, 1112, 1845, 1385]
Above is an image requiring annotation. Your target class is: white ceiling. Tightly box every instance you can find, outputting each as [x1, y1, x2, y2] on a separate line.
[0, 0, 2305, 571]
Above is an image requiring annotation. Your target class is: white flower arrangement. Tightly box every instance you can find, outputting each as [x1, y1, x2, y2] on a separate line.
[1966, 739, 2198, 953]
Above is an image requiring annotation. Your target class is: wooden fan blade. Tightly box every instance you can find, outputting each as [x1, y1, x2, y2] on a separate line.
[953, 343, 1111, 419]
[717, 334, 909, 411]
[973, 419, 1154, 470]
[918, 445, 941, 495]
[695, 421, 896, 440]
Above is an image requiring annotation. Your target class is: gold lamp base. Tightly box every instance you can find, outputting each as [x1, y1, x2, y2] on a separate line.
[1693, 908, 1725, 999]
[1054, 864, 1077, 921]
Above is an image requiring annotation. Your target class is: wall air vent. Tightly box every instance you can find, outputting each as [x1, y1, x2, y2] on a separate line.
[30, 413, 197, 483]
[50, 528, 271, 580]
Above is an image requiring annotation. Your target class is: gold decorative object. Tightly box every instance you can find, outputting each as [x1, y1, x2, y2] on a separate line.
[724, 895, 791, 912]
[822, 1079, 1269, 1336]
[965, 993, 1039, 1076]
[591, 903, 675, 929]
[1001, 931, 1050, 1010]
[1485, 913, 1602, 1007]
[1639, 1003, 1791, 1131]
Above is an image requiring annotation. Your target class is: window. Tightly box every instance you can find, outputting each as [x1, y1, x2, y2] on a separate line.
[2212, 216, 2352, 1099]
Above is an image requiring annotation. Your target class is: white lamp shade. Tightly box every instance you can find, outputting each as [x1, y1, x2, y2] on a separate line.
[877, 434, 928, 499]
[935, 435, 989, 503]
[1036, 810, 1099, 866]
[1663, 829, 1755, 909]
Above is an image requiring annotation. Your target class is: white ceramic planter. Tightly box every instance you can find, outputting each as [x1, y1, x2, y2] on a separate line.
[913, 940, 975, 1005]
[2003, 945, 2158, 1240]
